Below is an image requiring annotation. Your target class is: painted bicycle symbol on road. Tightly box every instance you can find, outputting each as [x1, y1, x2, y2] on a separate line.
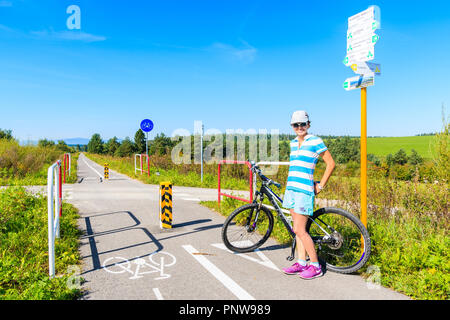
[102, 251, 176, 280]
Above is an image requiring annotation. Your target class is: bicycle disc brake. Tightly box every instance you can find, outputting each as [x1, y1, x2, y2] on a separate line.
[327, 231, 344, 250]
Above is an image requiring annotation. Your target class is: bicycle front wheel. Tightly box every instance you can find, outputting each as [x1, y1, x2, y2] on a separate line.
[222, 203, 274, 253]
[307, 207, 371, 274]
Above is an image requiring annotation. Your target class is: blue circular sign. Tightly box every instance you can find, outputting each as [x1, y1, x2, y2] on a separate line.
[140, 119, 154, 133]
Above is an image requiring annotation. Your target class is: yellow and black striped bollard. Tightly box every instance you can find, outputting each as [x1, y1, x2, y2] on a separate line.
[159, 182, 172, 229]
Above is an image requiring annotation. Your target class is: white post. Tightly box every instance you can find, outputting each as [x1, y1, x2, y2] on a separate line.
[55, 161, 61, 239]
[68, 153, 71, 176]
[47, 163, 56, 278]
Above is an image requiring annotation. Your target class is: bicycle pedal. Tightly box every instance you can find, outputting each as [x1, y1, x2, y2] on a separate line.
[286, 255, 294, 261]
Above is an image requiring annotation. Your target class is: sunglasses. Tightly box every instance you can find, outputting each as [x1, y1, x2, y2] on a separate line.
[292, 122, 308, 128]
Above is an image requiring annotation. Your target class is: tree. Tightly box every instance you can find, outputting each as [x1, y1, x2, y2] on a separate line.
[386, 153, 394, 167]
[115, 137, 135, 157]
[134, 129, 146, 154]
[408, 149, 423, 166]
[87, 133, 104, 154]
[325, 136, 360, 163]
[367, 153, 381, 166]
[430, 105, 449, 182]
[105, 137, 121, 155]
[38, 139, 55, 148]
[393, 148, 408, 165]
[150, 133, 174, 156]
[56, 140, 71, 152]
[0, 129, 13, 140]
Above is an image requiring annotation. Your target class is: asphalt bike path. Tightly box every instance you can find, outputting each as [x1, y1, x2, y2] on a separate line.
[67, 153, 409, 300]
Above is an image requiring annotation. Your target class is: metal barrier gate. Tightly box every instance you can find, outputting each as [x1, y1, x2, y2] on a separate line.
[134, 153, 150, 176]
[47, 160, 62, 278]
[217, 160, 253, 206]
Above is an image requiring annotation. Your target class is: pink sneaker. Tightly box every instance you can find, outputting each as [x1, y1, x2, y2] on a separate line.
[282, 262, 308, 275]
[299, 264, 323, 279]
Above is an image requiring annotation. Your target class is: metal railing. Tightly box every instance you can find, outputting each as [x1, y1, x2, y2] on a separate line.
[217, 160, 253, 206]
[254, 161, 291, 215]
[134, 154, 150, 176]
[63, 153, 71, 183]
[47, 160, 62, 278]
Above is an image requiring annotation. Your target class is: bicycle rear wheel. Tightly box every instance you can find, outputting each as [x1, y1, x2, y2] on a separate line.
[306, 207, 371, 274]
[222, 203, 274, 253]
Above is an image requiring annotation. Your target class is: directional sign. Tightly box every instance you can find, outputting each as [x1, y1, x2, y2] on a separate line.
[350, 62, 381, 76]
[348, 7, 375, 27]
[140, 119, 154, 133]
[343, 74, 374, 91]
[367, 62, 381, 75]
[344, 47, 375, 66]
[344, 6, 380, 66]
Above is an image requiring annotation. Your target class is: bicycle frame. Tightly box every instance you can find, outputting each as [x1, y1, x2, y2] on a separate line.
[255, 184, 296, 238]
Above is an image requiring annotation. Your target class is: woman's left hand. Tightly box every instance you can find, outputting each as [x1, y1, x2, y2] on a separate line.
[314, 182, 321, 195]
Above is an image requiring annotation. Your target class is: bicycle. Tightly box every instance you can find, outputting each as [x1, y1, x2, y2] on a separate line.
[221, 162, 371, 274]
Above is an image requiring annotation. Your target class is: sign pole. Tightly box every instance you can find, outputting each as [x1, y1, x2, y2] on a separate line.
[201, 124, 204, 183]
[146, 132, 149, 156]
[360, 87, 368, 229]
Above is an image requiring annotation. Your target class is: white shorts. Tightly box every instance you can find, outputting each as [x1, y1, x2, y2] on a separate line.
[282, 189, 315, 216]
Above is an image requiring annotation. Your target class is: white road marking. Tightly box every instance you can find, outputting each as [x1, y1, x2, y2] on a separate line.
[153, 288, 164, 300]
[182, 244, 255, 300]
[82, 156, 104, 179]
[211, 242, 280, 271]
[182, 198, 201, 201]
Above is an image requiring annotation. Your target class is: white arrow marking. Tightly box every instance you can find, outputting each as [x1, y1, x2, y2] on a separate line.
[211, 242, 280, 272]
[182, 198, 201, 201]
[153, 288, 164, 300]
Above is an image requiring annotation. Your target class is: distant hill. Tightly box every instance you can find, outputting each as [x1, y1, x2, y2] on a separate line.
[63, 138, 90, 145]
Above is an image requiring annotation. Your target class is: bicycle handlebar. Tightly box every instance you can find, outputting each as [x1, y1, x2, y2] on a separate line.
[250, 161, 281, 189]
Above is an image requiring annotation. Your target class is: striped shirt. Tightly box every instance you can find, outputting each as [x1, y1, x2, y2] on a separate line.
[286, 134, 328, 196]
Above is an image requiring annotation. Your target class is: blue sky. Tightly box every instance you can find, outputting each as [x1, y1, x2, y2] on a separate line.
[0, 0, 449, 142]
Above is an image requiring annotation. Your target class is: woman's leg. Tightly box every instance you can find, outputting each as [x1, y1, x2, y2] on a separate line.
[292, 212, 319, 263]
[291, 209, 307, 261]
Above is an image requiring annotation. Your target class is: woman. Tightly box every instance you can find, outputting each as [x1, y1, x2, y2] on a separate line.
[282, 110, 335, 279]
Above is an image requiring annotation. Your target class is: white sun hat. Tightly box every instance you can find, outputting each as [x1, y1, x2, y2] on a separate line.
[290, 110, 309, 124]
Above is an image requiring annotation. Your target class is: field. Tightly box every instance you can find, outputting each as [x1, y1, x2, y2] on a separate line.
[367, 136, 434, 158]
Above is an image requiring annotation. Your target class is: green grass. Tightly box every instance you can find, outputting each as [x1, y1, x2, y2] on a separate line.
[0, 187, 83, 300]
[0, 153, 79, 186]
[367, 136, 434, 158]
[0, 137, 79, 186]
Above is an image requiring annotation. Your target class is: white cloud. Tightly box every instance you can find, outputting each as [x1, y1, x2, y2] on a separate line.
[0, 1, 12, 7]
[30, 30, 106, 42]
[210, 39, 257, 64]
